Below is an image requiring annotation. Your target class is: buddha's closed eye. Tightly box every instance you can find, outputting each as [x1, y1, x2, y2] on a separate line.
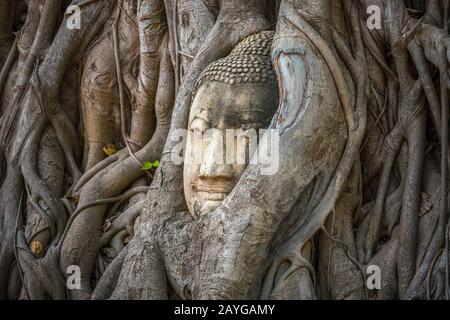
[190, 117, 209, 133]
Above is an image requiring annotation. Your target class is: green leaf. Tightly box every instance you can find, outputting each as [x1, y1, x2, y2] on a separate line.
[141, 161, 153, 171]
[152, 160, 160, 168]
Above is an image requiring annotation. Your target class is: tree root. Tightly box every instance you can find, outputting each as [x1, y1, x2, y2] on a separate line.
[92, 245, 129, 300]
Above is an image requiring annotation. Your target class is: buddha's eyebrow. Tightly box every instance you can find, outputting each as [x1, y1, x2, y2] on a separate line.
[245, 109, 267, 114]
[190, 115, 210, 126]
[239, 109, 271, 119]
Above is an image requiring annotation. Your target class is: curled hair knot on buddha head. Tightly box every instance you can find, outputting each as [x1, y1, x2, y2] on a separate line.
[195, 31, 277, 92]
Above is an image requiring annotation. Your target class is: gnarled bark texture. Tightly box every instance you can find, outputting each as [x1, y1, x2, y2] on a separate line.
[0, 0, 449, 300]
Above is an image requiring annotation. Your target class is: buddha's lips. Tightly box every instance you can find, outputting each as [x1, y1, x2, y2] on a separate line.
[193, 183, 233, 200]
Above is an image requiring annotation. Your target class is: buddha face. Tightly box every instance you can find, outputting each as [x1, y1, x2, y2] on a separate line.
[184, 81, 278, 217]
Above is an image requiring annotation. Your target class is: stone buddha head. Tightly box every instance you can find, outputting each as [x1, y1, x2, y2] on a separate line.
[184, 31, 279, 217]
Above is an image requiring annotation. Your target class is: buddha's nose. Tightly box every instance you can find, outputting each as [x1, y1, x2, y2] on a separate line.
[199, 137, 233, 179]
